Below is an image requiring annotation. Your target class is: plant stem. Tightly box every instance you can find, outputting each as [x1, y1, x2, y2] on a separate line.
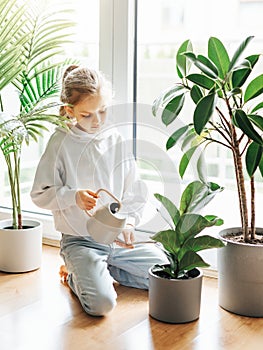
[14, 150, 22, 229]
[223, 87, 249, 240]
[250, 176, 256, 240]
[231, 127, 249, 240]
[6, 152, 18, 229]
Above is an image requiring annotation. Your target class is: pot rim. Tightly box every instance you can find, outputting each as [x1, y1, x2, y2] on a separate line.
[0, 218, 43, 231]
[218, 226, 263, 247]
[149, 265, 203, 281]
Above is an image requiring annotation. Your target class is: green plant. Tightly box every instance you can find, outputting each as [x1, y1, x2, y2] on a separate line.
[0, 0, 75, 229]
[152, 181, 225, 279]
[152, 36, 263, 242]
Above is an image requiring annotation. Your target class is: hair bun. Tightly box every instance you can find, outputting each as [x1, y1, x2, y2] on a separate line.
[62, 65, 79, 82]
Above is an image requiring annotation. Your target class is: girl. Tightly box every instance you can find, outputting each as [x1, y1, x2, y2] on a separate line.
[30, 65, 167, 317]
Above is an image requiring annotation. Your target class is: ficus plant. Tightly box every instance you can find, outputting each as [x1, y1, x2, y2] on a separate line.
[152, 36, 263, 243]
[0, 0, 75, 229]
[152, 181, 225, 279]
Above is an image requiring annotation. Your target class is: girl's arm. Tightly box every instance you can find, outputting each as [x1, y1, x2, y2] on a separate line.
[30, 148, 75, 211]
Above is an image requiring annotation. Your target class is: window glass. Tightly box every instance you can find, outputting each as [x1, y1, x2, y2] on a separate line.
[136, 0, 263, 241]
[1, 0, 263, 248]
[0, 0, 100, 215]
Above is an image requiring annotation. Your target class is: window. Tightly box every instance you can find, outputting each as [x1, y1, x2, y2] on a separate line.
[136, 0, 263, 267]
[0, 0, 100, 240]
[136, 0, 263, 218]
[1, 0, 262, 252]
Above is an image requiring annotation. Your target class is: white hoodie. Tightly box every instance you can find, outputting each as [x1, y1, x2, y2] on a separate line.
[30, 124, 147, 237]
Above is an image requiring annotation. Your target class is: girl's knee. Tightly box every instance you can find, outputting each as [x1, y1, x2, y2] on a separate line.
[80, 292, 117, 316]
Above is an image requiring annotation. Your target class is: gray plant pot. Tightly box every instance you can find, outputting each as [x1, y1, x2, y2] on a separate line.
[218, 227, 263, 317]
[148, 266, 203, 323]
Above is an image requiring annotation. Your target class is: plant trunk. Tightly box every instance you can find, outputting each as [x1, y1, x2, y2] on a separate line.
[250, 176, 255, 240]
[230, 126, 249, 241]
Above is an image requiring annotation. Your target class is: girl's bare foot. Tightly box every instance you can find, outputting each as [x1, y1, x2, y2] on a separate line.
[59, 265, 68, 285]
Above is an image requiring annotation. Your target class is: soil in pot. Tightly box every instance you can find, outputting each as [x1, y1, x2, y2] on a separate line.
[223, 231, 263, 245]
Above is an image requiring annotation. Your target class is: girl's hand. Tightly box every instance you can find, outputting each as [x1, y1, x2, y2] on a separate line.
[76, 189, 98, 210]
[115, 224, 135, 248]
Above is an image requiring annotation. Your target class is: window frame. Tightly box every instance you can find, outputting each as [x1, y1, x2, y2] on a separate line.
[0, 0, 137, 245]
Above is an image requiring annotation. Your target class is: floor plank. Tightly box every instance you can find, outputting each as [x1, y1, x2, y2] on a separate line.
[1, 245, 263, 350]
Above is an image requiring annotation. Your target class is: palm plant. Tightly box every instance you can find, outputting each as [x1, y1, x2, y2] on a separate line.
[0, 0, 76, 229]
[153, 36, 263, 243]
[0, 0, 28, 92]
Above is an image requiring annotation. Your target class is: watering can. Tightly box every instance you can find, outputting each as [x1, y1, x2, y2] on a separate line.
[85, 188, 126, 244]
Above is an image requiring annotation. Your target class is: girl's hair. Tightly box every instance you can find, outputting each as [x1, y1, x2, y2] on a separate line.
[59, 65, 112, 116]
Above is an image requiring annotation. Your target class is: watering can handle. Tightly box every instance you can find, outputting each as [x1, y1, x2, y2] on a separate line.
[85, 188, 121, 217]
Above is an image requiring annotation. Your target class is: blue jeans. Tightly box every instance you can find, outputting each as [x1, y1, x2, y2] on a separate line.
[60, 234, 167, 316]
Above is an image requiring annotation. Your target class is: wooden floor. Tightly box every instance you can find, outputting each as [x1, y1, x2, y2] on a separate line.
[1, 245, 263, 350]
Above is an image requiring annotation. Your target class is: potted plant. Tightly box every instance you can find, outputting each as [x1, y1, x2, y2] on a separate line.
[149, 180, 225, 323]
[0, 0, 74, 272]
[152, 36, 263, 316]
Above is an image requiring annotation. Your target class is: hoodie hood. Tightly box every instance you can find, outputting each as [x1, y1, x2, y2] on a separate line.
[56, 121, 117, 143]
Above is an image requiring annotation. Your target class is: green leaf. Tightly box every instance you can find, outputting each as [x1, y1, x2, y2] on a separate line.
[196, 152, 207, 183]
[183, 235, 225, 254]
[248, 114, 263, 131]
[180, 180, 223, 215]
[184, 52, 218, 79]
[251, 102, 263, 114]
[228, 36, 254, 73]
[152, 84, 185, 117]
[179, 146, 198, 178]
[178, 251, 210, 274]
[176, 40, 193, 78]
[194, 93, 217, 135]
[166, 124, 189, 150]
[197, 55, 219, 77]
[190, 85, 203, 104]
[176, 213, 223, 243]
[204, 215, 224, 226]
[245, 142, 263, 177]
[151, 229, 180, 255]
[186, 73, 215, 90]
[181, 128, 198, 151]
[208, 37, 230, 79]
[234, 109, 263, 144]
[227, 87, 242, 98]
[232, 55, 260, 88]
[244, 74, 263, 103]
[154, 193, 180, 227]
[161, 93, 185, 126]
[259, 155, 263, 177]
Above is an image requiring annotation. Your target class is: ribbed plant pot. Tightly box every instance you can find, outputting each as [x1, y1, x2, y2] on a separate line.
[0, 219, 42, 273]
[218, 227, 263, 317]
[148, 266, 203, 323]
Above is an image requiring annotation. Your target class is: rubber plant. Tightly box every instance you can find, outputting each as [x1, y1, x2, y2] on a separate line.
[152, 36, 263, 243]
[152, 180, 225, 279]
[0, 0, 75, 229]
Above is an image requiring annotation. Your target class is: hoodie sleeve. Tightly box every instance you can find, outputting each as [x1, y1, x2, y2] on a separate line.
[30, 135, 77, 211]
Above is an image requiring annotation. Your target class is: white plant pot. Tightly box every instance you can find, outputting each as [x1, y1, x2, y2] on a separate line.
[0, 219, 42, 273]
